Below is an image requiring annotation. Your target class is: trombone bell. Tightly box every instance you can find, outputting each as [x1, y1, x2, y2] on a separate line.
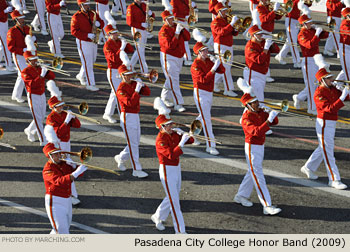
[148, 69, 159, 83]
[52, 57, 63, 70]
[223, 50, 232, 61]
[190, 120, 202, 135]
[78, 102, 89, 115]
[0, 126, 3, 140]
[79, 147, 93, 163]
[280, 99, 289, 112]
[134, 31, 142, 42]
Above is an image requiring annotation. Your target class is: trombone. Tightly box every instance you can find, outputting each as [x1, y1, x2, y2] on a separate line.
[132, 69, 159, 84]
[0, 126, 17, 150]
[117, 31, 153, 50]
[333, 80, 350, 90]
[209, 50, 246, 69]
[38, 57, 64, 70]
[173, 20, 209, 35]
[38, 60, 71, 76]
[227, 16, 252, 32]
[273, 0, 293, 16]
[261, 99, 315, 117]
[64, 102, 101, 124]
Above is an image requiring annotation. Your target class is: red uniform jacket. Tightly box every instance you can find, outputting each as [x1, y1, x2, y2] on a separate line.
[0, 0, 9, 23]
[211, 16, 238, 47]
[45, 0, 61, 15]
[242, 109, 278, 145]
[250, 0, 259, 4]
[21, 65, 55, 95]
[286, 0, 311, 20]
[116, 81, 151, 113]
[257, 3, 282, 32]
[209, 0, 218, 15]
[103, 39, 134, 69]
[156, 131, 194, 166]
[245, 39, 280, 75]
[340, 19, 350, 45]
[43, 160, 74, 198]
[95, 0, 108, 4]
[326, 0, 345, 18]
[46, 111, 81, 142]
[7, 25, 31, 55]
[158, 24, 191, 58]
[314, 85, 349, 121]
[191, 58, 225, 92]
[298, 28, 329, 57]
[171, 0, 190, 20]
[126, 2, 155, 30]
[71, 10, 104, 42]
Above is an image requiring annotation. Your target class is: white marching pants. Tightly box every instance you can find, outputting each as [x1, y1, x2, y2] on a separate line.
[113, 0, 126, 15]
[183, 40, 192, 62]
[339, 43, 350, 81]
[32, 0, 47, 31]
[304, 118, 341, 182]
[96, 3, 108, 43]
[214, 43, 234, 92]
[243, 67, 266, 102]
[324, 17, 341, 55]
[130, 28, 148, 74]
[104, 68, 121, 117]
[76, 38, 97, 87]
[154, 164, 185, 234]
[193, 88, 216, 148]
[242, 2, 258, 39]
[207, 14, 216, 48]
[0, 21, 13, 68]
[119, 112, 142, 171]
[45, 194, 72, 234]
[12, 54, 26, 100]
[278, 17, 301, 64]
[301, 57, 318, 111]
[27, 93, 46, 143]
[160, 52, 184, 106]
[47, 13, 64, 55]
[59, 141, 78, 198]
[237, 143, 272, 207]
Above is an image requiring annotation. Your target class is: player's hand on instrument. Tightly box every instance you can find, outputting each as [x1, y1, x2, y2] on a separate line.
[72, 165, 88, 179]
[95, 21, 100, 27]
[148, 10, 153, 16]
[230, 16, 239, 27]
[59, 0, 66, 7]
[211, 58, 221, 72]
[4, 6, 13, 13]
[264, 38, 273, 50]
[191, 1, 197, 8]
[178, 133, 190, 148]
[175, 23, 184, 34]
[135, 80, 144, 93]
[340, 87, 350, 101]
[141, 22, 148, 28]
[273, 2, 280, 12]
[315, 27, 323, 37]
[172, 127, 185, 135]
[333, 82, 343, 91]
[88, 33, 95, 40]
[209, 54, 216, 62]
[65, 157, 77, 168]
[40, 66, 48, 77]
[267, 110, 279, 123]
[120, 39, 127, 51]
[64, 110, 74, 124]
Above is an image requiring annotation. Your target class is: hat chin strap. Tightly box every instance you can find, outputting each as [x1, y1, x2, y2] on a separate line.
[247, 103, 256, 112]
[49, 154, 58, 164]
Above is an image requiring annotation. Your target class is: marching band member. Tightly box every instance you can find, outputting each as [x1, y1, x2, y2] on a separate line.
[300, 68, 349, 190]
[71, 0, 104, 91]
[293, 15, 329, 115]
[46, 0, 66, 58]
[323, 0, 345, 57]
[191, 29, 225, 155]
[126, 0, 154, 74]
[158, 7, 190, 112]
[207, 0, 219, 50]
[7, 4, 30, 103]
[103, 12, 134, 124]
[114, 63, 150, 178]
[95, 0, 108, 44]
[0, 0, 15, 72]
[21, 36, 55, 145]
[111, 0, 126, 18]
[42, 142, 87, 234]
[249, 0, 259, 13]
[151, 105, 194, 233]
[45, 95, 82, 205]
[339, 7, 350, 80]
[31, 0, 48, 35]
[234, 83, 281, 215]
[211, 1, 239, 96]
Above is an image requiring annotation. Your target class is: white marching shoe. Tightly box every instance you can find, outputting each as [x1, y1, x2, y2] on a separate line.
[114, 155, 127, 171]
[71, 196, 81, 206]
[293, 94, 301, 109]
[48, 40, 54, 54]
[12, 96, 25, 103]
[132, 170, 148, 178]
[151, 214, 165, 231]
[307, 109, 317, 115]
[41, 30, 49, 36]
[162, 99, 174, 108]
[263, 206, 282, 215]
[206, 147, 219, 155]
[328, 180, 347, 190]
[103, 114, 117, 124]
[300, 166, 318, 180]
[184, 60, 193, 66]
[86, 85, 99, 91]
[234, 194, 253, 207]
[223, 90, 238, 97]
[76, 74, 87, 86]
[192, 138, 200, 146]
[293, 62, 301, 68]
[323, 50, 334, 56]
[266, 77, 275, 83]
[174, 105, 186, 112]
[213, 86, 220, 92]
[24, 128, 36, 142]
[275, 54, 287, 65]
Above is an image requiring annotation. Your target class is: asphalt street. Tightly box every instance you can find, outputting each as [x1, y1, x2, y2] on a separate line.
[0, 0, 350, 234]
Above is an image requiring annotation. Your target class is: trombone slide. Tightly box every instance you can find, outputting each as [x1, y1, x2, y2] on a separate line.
[61, 159, 120, 175]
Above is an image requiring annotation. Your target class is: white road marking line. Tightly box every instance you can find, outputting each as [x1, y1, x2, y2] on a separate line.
[0, 197, 109, 234]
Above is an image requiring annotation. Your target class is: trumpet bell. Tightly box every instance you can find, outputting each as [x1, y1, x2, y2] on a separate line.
[149, 69, 159, 83]
[78, 102, 89, 115]
[80, 147, 93, 163]
[190, 120, 202, 135]
[0, 126, 3, 140]
[280, 99, 289, 112]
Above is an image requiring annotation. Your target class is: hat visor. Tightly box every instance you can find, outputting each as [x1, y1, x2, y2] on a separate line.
[55, 101, 65, 107]
[162, 120, 173, 126]
[323, 74, 333, 79]
[247, 97, 258, 104]
[305, 19, 313, 24]
[165, 15, 174, 20]
[16, 15, 26, 19]
[49, 149, 61, 156]
[122, 71, 134, 75]
[28, 56, 39, 60]
[109, 30, 119, 34]
[199, 46, 208, 52]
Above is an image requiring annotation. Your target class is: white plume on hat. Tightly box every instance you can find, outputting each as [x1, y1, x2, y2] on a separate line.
[344, 0, 350, 7]
[298, 1, 311, 16]
[237, 77, 255, 96]
[192, 28, 206, 43]
[120, 50, 131, 68]
[153, 97, 171, 115]
[104, 10, 117, 27]
[314, 53, 330, 71]
[162, 0, 173, 12]
[44, 125, 60, 148]
[25, 35, 36, 54]
[252, 9, 261, 27]
[11, 0, 23, 13]
[46, 80, 62, 99]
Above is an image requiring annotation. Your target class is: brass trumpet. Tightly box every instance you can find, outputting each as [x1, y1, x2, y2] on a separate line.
[65, 102, 89, 116]
[261, 99, 290, 113]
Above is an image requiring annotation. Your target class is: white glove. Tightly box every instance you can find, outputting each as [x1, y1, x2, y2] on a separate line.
[95, 21, 100, 27]
[211, 58, 221, 72]
[141, 22, 148, 28]
[40, 67, 48, 77]
[264, 39, 273, 50]
[59, 0, 66, 7]
[267, 110, 279, 123]
[334, 83, 344, 91]
[230, 16, 239, 27]
[120, 39, 126, 51]
[172, 127, 185, 135]
[273, 2, 280, 12]
[175, 23, 184, 35]
[148, 10, 152, 16]
[209, 54, 216, 62]
[64, 110, 74, 124]
[88, 33, 95, 40]
[23, 48, 27, 53]
[4, 6, 13, 13]
[191, 1, 196, 7]
[178, 133, 190, 148]
[227, 1, 231, 7]
[135, 81, 143, 93]
[64, 157, 77, 168]
[72, 165, 87, 179]
[315, 27, 323, 37]
[339, 87, 350, 101]
[327, 16, 331, 24]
